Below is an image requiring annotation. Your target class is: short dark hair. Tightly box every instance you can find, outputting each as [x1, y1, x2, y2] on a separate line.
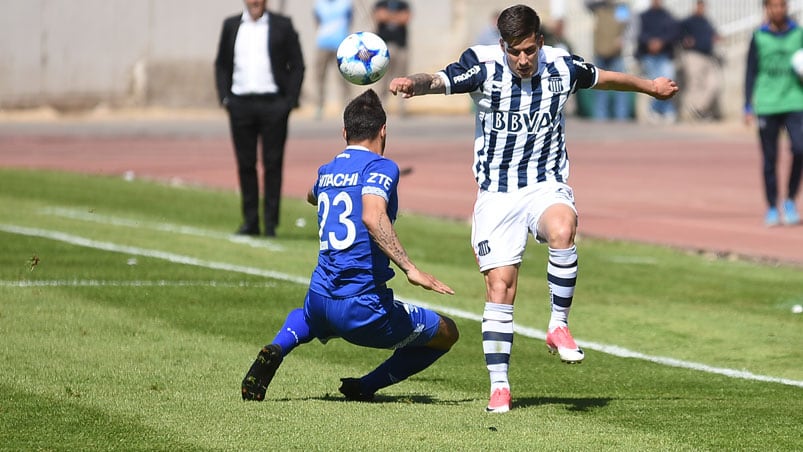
[343, 89, 386, 143]
[497, 4, 541, 46]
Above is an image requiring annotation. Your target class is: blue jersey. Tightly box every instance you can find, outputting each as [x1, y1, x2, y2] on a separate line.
[309, 146, 400, 298]
[438, 45, 598, 192]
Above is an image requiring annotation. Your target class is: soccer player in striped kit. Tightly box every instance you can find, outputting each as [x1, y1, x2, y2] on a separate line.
[389, 4, 678, 413]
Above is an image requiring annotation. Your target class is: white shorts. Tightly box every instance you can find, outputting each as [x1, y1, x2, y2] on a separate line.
[471, 181, 577, 272]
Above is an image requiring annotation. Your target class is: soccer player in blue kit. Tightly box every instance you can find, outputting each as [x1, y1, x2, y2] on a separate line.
[241, 89, 459, 402]
[389, 4, 678, 412]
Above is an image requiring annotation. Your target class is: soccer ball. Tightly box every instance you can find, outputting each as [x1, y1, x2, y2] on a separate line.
[336, 32, 390, 86]
[791, 48, 803, 80]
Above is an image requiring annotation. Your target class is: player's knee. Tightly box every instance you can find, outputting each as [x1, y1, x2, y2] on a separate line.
[433, 315, 459, 350]
[540, 206, 577, 248]
[444, 316, 459, 347]
[545, 222, 576, 248]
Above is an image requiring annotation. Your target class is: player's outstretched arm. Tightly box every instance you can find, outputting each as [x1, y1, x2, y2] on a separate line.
[362, 194, 454, 295]
[595, 68, 679, 100]
[389, 73, 446, 98]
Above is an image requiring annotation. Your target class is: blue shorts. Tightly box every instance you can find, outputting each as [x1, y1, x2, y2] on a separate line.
[303, 288, 441, 349]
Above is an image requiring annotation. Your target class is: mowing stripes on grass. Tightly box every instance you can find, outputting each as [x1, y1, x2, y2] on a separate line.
[5, 222, 803, 390]
[39, 206, 284, 251]
[0, 280, 277, 288]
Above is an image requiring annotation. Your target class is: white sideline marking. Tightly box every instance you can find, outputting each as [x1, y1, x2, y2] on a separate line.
[0, 224, 308, 285]
[39, 207, 285, 252]
[3, 223, 802, 389]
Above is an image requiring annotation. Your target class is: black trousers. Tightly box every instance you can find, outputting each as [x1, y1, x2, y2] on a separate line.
[226, 94, 290, 233]
[757, 112, 803, 207]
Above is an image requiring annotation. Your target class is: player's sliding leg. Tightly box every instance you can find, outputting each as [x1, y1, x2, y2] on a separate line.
[270, 308, 314, 353]
[339, 313, 458, 401]
[241, 308, 313, 401]
[483, 302, 514, 413]
[545, 245, 584, 363]
[342, 346, 449, 401]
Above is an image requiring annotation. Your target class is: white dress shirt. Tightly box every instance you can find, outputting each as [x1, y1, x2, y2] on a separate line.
[232, 11, 279, 95]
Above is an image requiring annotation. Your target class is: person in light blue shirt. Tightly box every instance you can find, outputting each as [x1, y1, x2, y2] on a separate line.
[314, 0, 353, 118]
[475, 10, 501, 45]
[241, 89, 459, 402]
[587, 0, 633, 121]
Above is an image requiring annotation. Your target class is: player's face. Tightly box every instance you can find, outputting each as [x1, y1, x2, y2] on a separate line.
[766, 0, 788, 26]
[245, 0, 267, 20]
[501, 33, 543, 79]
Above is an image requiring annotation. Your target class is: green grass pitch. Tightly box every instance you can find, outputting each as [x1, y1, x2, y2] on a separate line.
[1, 168, 801, 450]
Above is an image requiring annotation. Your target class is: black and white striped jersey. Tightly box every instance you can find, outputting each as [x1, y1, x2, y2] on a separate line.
[437, 44, 598, 193]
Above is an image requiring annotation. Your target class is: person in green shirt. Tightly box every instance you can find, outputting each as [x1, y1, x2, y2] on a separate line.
[744, 0, 802, 226]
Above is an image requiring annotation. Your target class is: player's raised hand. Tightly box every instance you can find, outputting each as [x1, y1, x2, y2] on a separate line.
[389, 73, 446, 97]
[652, 77, 679, 100]
[405, 267, 455, 295]
[389, 77, 415, 98]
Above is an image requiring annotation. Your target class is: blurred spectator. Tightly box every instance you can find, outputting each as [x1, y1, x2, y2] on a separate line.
[543, 0, 571, 53]
[587, 0, 632, 121]
[679, 0, 722, 121]
[373, 0, 411, 116]
[475, 10, 501, 45]
[744, 0, 802, 226]
[548, 0, 567, 50]
[313, 0, 353, 119]
[636, 0, 679, 123]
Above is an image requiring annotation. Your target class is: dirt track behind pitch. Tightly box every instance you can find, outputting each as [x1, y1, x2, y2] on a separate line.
[1, 111, 801, 266]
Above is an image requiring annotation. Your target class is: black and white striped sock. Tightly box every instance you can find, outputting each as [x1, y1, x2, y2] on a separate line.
[548, 245, 578, 331]
[482, 302, 514, 391]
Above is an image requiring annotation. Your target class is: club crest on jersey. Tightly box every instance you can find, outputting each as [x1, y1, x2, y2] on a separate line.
[476, 240, 491, 257]
[548, 76, 564, 92]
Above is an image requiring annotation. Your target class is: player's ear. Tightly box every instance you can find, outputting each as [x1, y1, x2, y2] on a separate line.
[536, 33, 545, 47]
[342, 128, 348, 142]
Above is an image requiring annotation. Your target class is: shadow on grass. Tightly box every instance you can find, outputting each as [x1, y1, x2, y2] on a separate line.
[303, 393, 476, 405]
[513, 396, 613, 412]
[267, 395, 611, 411]
[272, 392, 612, 410]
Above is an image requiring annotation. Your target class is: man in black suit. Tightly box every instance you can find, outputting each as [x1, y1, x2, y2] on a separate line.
[215, 0, 305, 237]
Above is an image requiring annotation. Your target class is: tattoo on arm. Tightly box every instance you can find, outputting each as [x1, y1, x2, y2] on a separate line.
[409, 73, 446, 96]
[369, 210, 414, 273]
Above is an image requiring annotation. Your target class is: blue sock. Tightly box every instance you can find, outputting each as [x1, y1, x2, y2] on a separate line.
[360, 346, 447, 394]
[271, 308, 313, 356]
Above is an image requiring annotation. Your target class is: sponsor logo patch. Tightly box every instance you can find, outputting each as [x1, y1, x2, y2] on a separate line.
[454, 65, 481, 83]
